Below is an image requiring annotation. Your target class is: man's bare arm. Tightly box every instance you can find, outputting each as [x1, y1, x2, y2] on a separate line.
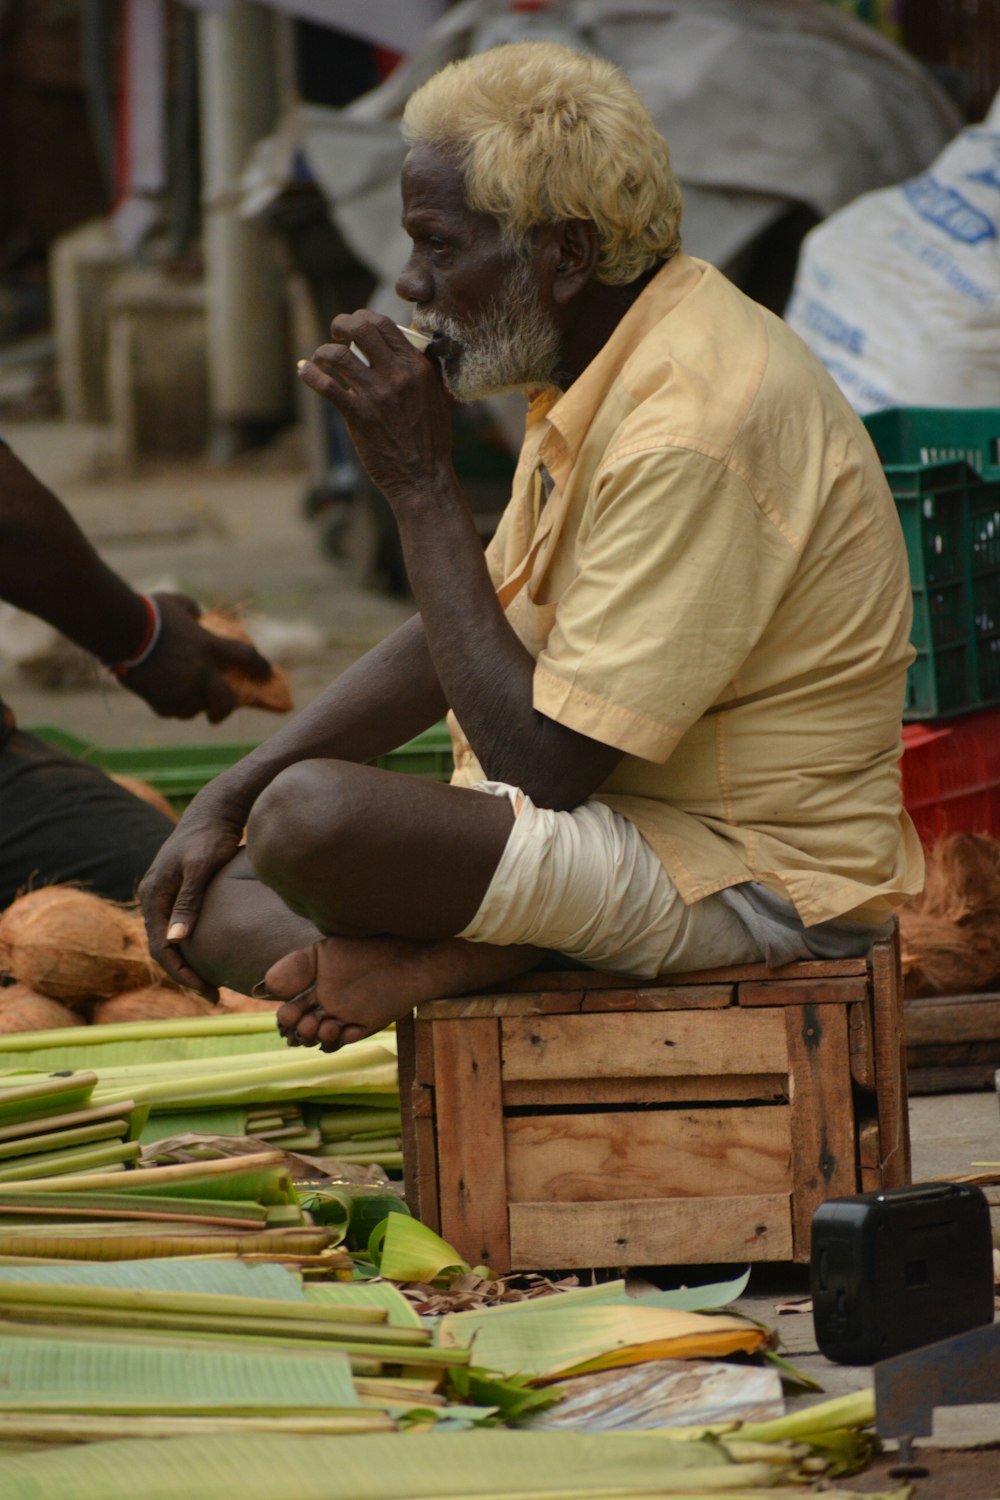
[298, 315, 622, 811]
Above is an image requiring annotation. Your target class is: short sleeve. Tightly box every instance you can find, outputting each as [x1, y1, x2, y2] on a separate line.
[533, 446, 800, 761]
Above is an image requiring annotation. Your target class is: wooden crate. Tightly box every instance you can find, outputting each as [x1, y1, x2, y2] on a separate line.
[397, 934, 910, 1272]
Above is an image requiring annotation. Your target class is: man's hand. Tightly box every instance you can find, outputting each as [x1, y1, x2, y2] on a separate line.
[138, 801, 245, 995]
[297, 313, 456, 509]
[123, 592, 272, 723]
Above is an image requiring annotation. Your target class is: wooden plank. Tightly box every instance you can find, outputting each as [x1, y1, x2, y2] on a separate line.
[738, 979, 868, 1007]
[432, 1018, 510, 1271]
[654, 957, 869, 984]
[501, 1010, 788, 1082]
[905, 994, 1000, 1047]
[503, 1074, 788, 1107]
[484, 959, 868, 993]
[849, 1001, 876, 1090]
[871, 930, 911, 1188]
[413, 1018, 437, 1086]
[508, 1195, 793, 1268]
[579, 986, 734, 1012]
[785, 1003, 857, 1261]
[411, 1113, 441, 1232]
[483, 970, 657, 993]
[400, 1016, 438, 1226]
[504, 1106, 791, 1203]
[417, 993, 585, 1020]
[416, 986, 733, 1019]
[907, 1064, 1000, 1095]
[858, 1117, 882, 1193]
[906, 1040, 1000, 1068]
[396, 1012, 419, 1218]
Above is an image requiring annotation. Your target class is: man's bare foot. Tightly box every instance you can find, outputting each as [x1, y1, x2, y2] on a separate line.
[265, 934, 542, 1051]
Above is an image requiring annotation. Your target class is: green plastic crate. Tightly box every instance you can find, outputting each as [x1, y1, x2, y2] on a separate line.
[29, 723, 455, 809]
[861, 409, 1000, 719]
[864, 407, 1000, 480]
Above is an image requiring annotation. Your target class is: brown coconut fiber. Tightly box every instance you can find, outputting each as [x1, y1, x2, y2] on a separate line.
[0, 887, 155, 1005]
[91, 988, 216, 1024]
[900, 833, 1000, 997]
[111, 775, 178, 822]
[0, 983, 84, 1032]
[216, 987, 279, 1014]
[199, 609, 294, 714]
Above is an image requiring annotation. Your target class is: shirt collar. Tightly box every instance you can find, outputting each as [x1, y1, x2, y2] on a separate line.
[536, 250, 705, 484]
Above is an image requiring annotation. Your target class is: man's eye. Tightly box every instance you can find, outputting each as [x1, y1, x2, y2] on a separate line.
[428, 238, 449, 258]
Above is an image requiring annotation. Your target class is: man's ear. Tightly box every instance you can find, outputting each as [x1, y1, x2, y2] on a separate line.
[539, 221, 601, 305]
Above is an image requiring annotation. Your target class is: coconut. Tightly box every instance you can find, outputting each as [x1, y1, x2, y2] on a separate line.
[0, 983, 84, 1033]
[91, 987, 217, 1024]
[199, 609, 294, 714]
[900, 833, 1000, 997]
[0, 886, 77, 975]
[111, 775, 178, 822]
[0, 887, 155, 1004]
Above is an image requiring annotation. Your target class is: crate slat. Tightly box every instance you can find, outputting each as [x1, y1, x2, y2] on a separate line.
[502, 1073, 788, 1108]
[504, 1106, 791, 1203]
[508, 1195, 793, 1268]
[786, 1003, 857, 1260]
[433, 1018, 509, 1269]
[501, 1010, 788, 1082]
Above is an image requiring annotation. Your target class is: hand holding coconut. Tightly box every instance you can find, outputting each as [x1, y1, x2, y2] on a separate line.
[119, 594, 278, 724]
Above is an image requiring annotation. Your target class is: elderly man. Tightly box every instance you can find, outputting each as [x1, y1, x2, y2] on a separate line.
[141, 43, 922, 1050]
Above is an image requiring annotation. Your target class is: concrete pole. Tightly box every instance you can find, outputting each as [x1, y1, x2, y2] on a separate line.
[198, 1, 289, 457]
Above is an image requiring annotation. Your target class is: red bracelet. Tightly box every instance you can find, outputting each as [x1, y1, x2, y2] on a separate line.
[109, 594, 163, 678]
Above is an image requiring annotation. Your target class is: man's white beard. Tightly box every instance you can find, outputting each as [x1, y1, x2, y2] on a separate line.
[421, 258, 562, 403]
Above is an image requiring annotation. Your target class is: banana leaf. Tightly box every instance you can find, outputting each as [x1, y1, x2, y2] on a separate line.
[373, 1215, 470, 1283]
[0, 1412, 392, 1443]
[139, 1111, 247, 1146]
[0, 1121, 129, 1162]
[304, 1280, 422, 1328]
[0, 1226, 338, 1261]
[0, 1075, 98, 1126]
[0, 1429, 794, 1499]
[0, 1258, 308, 1298]
[1, 1151, 297, 1205]
[0, 1331, 359, 1409]
[0, 1141, 141, 1182]
[0, 1101, 138, 1147]
[438, 1304, 768, 1382]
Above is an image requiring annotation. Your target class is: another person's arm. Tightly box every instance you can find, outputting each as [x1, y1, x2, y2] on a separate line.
[0, 443, 272, 722]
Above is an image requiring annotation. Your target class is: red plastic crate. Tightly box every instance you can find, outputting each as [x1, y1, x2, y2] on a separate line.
[900, 706, 1000, 845]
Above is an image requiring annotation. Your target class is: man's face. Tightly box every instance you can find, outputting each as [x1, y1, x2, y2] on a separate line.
[395, 145, 561, 402]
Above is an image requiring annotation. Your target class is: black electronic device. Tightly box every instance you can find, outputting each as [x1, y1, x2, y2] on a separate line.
[810, 1181, 994, 1366]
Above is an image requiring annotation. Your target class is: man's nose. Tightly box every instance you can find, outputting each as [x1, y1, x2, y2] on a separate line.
[395, 257, 430, 306]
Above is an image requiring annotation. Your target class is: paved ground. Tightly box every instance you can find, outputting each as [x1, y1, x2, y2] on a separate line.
[5, 416, 1000, 1465]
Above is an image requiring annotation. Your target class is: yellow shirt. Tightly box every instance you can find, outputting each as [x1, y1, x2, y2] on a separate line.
[449, 252, 924, 926]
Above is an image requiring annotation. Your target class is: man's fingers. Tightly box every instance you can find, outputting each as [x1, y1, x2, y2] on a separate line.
[297, 359, 353, 402]
[159, 946, 219, 1003]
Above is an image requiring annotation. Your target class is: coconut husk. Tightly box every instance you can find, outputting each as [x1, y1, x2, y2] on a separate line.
[91, 987, 216, 1024]
[900, 833, 1000, 997]
[216, 987, 279, 1015]
[0, 888, 155, 1004]
[0, 983, 84, 1033]
[199, 609, 294, 714]
[111, 775, 178, 822]
[920, 832, 1000, 922]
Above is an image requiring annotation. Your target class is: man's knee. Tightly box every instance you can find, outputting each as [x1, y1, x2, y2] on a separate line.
[245, 759, 358, 886]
